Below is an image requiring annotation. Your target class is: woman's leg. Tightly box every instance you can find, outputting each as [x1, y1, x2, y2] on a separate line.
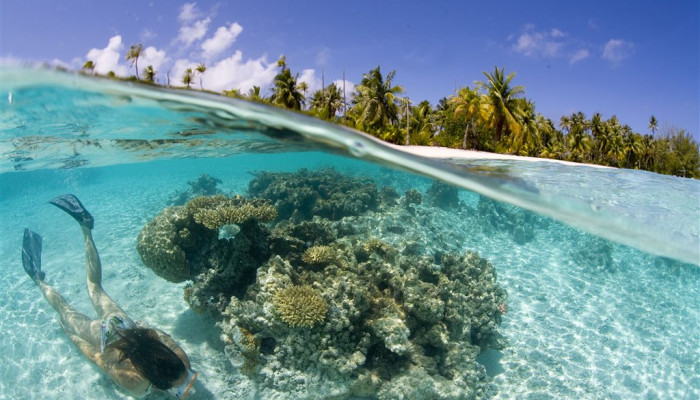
[37, 280, 102, 349]
[81, 226, 128, 320]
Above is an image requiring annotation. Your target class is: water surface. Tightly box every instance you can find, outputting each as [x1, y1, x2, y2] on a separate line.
[1, 68, 698, 399]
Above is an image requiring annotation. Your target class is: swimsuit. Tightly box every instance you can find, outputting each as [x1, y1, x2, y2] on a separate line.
[100, 313, 134, 353]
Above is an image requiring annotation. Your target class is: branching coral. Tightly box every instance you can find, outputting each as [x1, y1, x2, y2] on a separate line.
[302, 245, 336, 266]
[189, 195, 277, 230]
[272, 285, 328, 328]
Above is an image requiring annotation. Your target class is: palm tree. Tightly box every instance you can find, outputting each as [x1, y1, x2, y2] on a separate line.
[310, 83, 343, 120]
[622, 128, 642, 168]
[605, 132, 625, 166]
[82, 60, 96, 74]
[407, 100, 436, 145]
[477, 66, 524, 142]
[270, 67, 305, 110]
[125, 43, 143, 79]
[182, 68, 193, 88]
[246, 86, 265, 102]
[276, 55, 287, 69]
[564, 112, 590, 161]
[297, 81, 309, 99]
[450, 86, 485, 149]
[223, 89, 241, 97]
[143, 65, 156, 83]
[349, 66, 404, 133]
[195, 63, 207, 90]
[648, 115, 658, 136]
[639, 134, 656, 170]
[509, 99, 540, 156]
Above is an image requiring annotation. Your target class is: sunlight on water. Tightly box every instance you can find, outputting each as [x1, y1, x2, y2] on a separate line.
[1, 67, 698, 400]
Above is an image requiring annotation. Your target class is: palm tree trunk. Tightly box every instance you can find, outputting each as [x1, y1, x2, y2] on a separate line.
[495, 119, 504, 142]
[462, 122, 470, 150]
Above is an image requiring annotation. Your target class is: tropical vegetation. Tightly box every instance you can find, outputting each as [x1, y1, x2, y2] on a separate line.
[82, 48, 700, 178]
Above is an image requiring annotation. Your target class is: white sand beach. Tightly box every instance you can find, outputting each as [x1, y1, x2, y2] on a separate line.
[393, 144, 612, 168]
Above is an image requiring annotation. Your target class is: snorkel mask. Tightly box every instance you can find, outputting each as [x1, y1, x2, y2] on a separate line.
[167, 369, 197, 399]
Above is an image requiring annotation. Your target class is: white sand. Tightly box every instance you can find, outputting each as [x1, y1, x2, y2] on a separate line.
[391, 145, 612, 168]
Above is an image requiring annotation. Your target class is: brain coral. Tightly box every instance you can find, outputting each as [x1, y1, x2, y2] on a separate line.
[272, 285, 328, 328]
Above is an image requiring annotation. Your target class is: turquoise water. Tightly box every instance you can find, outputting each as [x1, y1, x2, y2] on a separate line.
[1, 68, 698, 399]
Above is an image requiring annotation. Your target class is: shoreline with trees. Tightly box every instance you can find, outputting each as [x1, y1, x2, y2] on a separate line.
[81, 48, 700, 178]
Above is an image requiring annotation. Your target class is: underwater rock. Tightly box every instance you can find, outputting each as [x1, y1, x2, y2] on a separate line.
[477, 196, 545, 244]
[248, 168, 379, 221]
[426, 180, 461, 209]
[572, 236, 616, 272]
[379, 186, 401, 207]
[168, 173, 223, 205]
[219, 238, 506, 399]
[137, 195, 274, 315]
[143, 169, 508, 399]
[403, 189, 422, 209]
[136, 206, 214, 283]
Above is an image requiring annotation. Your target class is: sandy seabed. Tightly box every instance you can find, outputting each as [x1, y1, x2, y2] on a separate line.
[1, 152, 696, 400]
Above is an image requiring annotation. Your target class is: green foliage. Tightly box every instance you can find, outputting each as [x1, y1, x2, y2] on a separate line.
[182, 68, 193, 88]
[349, 66, 404, 133]
[90, 44, 697, 178]
[143, 65, 156, 83]
[653, 129, 700, 178]
[125, 43, 143, 79]
[310, 83, 344, 120]
[270, 63, 305, 110]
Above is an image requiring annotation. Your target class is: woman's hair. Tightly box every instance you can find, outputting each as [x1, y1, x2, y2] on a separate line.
[111, 327, 187, 390]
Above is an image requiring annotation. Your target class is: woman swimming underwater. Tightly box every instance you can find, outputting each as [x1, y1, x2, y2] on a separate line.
[22, 194, 197, 398]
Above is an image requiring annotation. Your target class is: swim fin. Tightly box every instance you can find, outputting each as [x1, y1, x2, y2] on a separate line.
[22, 228, 45, 282]
[49, 194, 94, 229]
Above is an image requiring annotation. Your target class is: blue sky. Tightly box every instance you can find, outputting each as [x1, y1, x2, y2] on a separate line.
[2, 0, 698, 138]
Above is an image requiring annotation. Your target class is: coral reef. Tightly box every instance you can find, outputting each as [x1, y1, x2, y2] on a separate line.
[137, 195, 275, 316]
[426, 180, 461, 209]
[138, 169, 508, 399]
[272, 285, 329, 328]
[477, 196, 547, 244]
[301, 245, 336, 266]
[247, 168, 379, 221]
[168, 174, 223, 205]
[403, 189, 422, 209]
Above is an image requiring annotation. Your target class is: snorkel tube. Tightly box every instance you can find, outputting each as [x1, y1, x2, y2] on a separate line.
[167, 369, 197, 399]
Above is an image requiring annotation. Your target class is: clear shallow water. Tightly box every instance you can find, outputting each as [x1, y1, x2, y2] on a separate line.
[1, 68, 698, 400]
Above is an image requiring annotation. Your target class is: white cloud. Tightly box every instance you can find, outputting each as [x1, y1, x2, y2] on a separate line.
[179, 3, 201, 22]
[298, 69, 321, 94]
[550, 28, 566, 38]
[140, 46, 168, 74]
[86, 35, 128, 76]
[140, 28, 157, 43]
[602, 39, 634, 66]
[201, 22, 243, 59]
[512, 26, 565, 57]
[170, 52, 278, 92]
[332, 79, 355, 101]
[177, 17, 211, 47]
[569, 49, 590, 65]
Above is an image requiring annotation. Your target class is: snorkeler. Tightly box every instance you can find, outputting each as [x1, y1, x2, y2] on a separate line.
[22, 194, 197, 399]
